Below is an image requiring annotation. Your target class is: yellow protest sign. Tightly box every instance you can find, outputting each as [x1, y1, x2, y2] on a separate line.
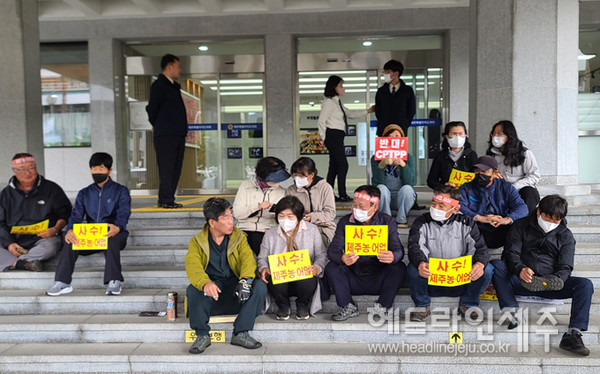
[186, 330, 225, 343]
[345, 225, 388, 256]
[10, 220, 49, 235]
[480, 284, 498, 300]
[448, 168, 475, 187]
[268, 249, 312, 285]
[428, 255, 472, 287]
[72, 223, 108, 250]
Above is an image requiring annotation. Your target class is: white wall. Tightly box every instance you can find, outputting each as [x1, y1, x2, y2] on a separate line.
[44, 147, 93, 196]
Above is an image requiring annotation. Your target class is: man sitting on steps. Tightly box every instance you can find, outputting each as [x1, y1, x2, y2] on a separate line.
[491, 194, 594, 356]
[186, 197, 267, 354]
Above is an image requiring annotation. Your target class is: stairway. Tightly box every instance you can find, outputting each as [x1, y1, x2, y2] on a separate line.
[1, 202, 599, 373]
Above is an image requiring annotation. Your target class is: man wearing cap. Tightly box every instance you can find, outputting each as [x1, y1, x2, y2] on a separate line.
[0, 153, 72, 272]
[325, 185, 406, 321]
[407, 185, 492, 322]
[371, 124, 416, 228]
[459, 155, 528, 249]
[375, 59, 416, 136]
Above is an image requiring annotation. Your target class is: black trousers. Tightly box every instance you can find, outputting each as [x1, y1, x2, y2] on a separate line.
[154, 135, 186, 205]
[266, 276, 317, 309]
[54, 231, 128, 284]
[519, 186, 540, 213]
[324, 128, 348, 197]
[477, 222, 511, 249]
[243, 231, 265, 257]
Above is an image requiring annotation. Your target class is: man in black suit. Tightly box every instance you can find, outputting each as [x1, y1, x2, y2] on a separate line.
[374, 59, 416, 137]
[146, 54, 188, 208]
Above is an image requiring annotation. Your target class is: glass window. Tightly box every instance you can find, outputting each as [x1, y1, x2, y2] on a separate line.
[41, 42, 91, 147]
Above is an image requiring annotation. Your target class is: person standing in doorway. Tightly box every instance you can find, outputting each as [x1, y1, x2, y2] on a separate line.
[146, 54, 188, 209]
[375, 59, 416, 137]
[318, 75, 374, 202]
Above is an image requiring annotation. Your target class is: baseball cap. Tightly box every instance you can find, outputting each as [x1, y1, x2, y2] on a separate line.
[473, 155, 498, 171]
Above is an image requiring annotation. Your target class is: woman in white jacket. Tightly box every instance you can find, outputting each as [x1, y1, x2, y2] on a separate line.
[233, 157, 289, 255]
[258, 196, 329, 320]
[486, 120, 540, 212]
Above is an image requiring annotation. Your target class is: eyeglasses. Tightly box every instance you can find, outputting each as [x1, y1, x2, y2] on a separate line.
[13, 166, 36, 174]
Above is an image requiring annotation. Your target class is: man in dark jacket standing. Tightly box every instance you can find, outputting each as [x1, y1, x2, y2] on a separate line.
[0, 153, 71, 272]
[459, 155, 528, 249]
[374, 59, 416, 136]
[491, 195, 593, 356]
[47, 153, 131, 296]
[408, 186, 491, 322]
[146, 54, 188, 209]
[325, 185, 406, 321]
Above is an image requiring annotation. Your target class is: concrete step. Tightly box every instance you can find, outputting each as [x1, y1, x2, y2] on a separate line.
[0, 342, 598, 373]
[1, 288, 599, 316]
[0, 313, 597, 346]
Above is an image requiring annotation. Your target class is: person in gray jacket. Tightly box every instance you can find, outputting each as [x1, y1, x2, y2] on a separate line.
[258, 196, 328, 320]
[407, 185, 492, 322]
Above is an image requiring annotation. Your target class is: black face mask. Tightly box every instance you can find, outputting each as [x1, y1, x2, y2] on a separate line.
[477, 173, 492, 187]
[92, 173, 109, 184]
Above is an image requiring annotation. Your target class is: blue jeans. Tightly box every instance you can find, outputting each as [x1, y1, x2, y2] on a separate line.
[377, 176, 416, 224]
[407, 262, 494, 308]
[491, 259, 594, 331]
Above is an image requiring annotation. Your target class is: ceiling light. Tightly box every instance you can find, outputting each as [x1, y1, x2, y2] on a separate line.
[354, 100, 360, 103]
[362, 41, 373, 47]
[198, 45, 208, 51]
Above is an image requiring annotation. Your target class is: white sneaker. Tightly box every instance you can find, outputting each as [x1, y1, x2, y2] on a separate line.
[106, 280, 122, 295]
[46, 281, 73, 296]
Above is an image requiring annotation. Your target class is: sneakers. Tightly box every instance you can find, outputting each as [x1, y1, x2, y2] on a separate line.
[46, 281, 73, 296]
[106, 280, 122, 295]
[371, 302, 391, 319]
[559, 331, 590, 356]
[231, 331, 262, 349]
[521, 274, 564, 292]
[189, 334, 211, 354]
[296, 304, 310, 320]
[409, 306, 431, 322]
[276, 307, 290, 320]
[332, 302, 359, 321]
[24, 260, 43, 272]
[458, 305, 481, 320]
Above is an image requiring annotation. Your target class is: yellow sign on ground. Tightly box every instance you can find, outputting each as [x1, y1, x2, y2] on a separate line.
[480, 284, 498, 300]
[10, 220, 49, 235]
[448, 168, 475, 187]
[345, 225, 388, 256]
[186, 330, 225, 343]
[428, 255, 472, 287]
[449, 332, 463, 344]
[268, 249, 312, 285]
[72, 223, 108, 250]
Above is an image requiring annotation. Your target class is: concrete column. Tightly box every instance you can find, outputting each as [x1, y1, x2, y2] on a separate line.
[446, 28, 470, 126]
[264, 34, 297, 168]
[88, 38, 128, 183]
[470, 0, 580, 188]
[0, 0, 43, 184]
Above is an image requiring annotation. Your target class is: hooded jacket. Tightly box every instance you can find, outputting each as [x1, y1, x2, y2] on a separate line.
[408, 211, 489, 268]
[0, 175, 72, 248]
[488, 148, 540, 191]
[427, 144, 478, 190]
[185, 225, 256, 291]
[285, 177, 336, 241]
[502, 211, 575, 282]
[233, 177, 286, 232]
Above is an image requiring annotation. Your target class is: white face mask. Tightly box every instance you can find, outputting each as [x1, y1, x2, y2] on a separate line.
[430, 207, 451, 222]
[384, 74, 392, 84]
[353, 207, 374, 223]
[537, 215, 559, 234]
[294, 176, 309, 188]
[492, 136, 506, 148]
[279, 218, 298, 233]
[447, 136, 466, 149]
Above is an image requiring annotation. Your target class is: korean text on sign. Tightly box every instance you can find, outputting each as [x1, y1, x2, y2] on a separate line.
[345, 225, 388, 256]
[428, 255, 472, 287]
[10, 219, 49, 235]
[72, 223, 108, 250]
[374, 137, 408, 161]
[268, 249, 313, 285]
[448, 168, 475, 187]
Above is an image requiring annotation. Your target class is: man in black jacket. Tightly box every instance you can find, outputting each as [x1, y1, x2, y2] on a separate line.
[491, 195, 594, 356]
[146, 54, 188, 209]
[0, 153, 71, 272]
[374, 60, 416, 136]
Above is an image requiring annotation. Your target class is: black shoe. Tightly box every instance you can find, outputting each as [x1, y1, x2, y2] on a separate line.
[335, 195, 352, 203]
[409, 307, 431, 322]
[559, 331, 590, 356]
[159, 202, 183, 209]
[276, 307, 290, 320]
[296, 304, 310, 320]
[24, 260, 44, 272]
[458, 305, 480, 320]
[231, 331, 262, 349]
[521, 274, 564, 292]
[189, 334, 211, 354]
